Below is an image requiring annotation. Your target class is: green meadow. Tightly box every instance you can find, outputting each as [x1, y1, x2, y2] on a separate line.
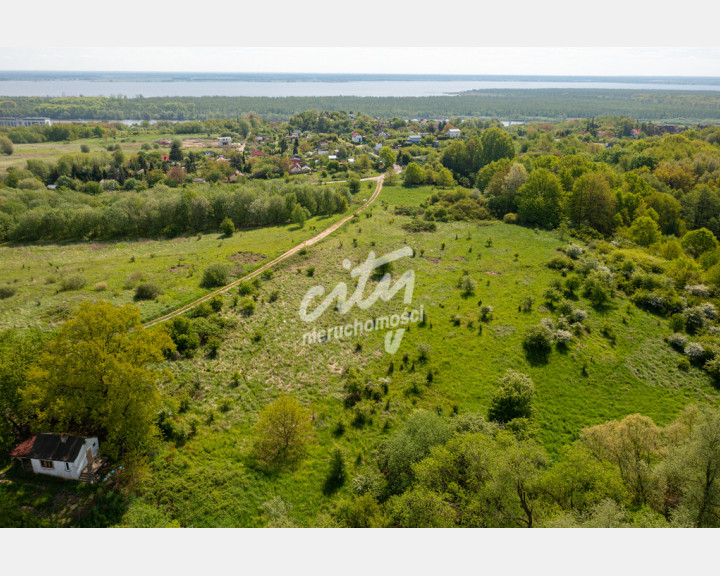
[101, 182, 715, 526]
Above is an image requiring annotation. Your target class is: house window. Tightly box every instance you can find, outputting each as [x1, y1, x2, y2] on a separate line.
[40, 460, 54, 469]
[65, 463, 70, 471]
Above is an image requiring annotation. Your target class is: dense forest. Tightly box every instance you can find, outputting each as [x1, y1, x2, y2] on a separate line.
[2, 89, 720, 122]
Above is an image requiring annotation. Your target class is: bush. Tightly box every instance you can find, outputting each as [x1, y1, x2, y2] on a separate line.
[523, 324, 554, 363]
[685, 342, 705, 362]
[555, 329, 573, 347]
[209, 295, 223, 312]
[134, 282, 163, 301]
[668, 333, 689, 351]
[237, 279, 260, 296]
[480, 305, 494, 321]
[239, 297, 256, 316]
[93, 281, 108, 292]
[322, 448, 347, 496]
[0, 286, 17, 299]
[503, 213, 518, 224]
[547, 255, 574, 270]
[488, 370, 536, 424]
[201, 263, 229, 288]
[631, 290, 685, 317]
[60, 275, 87, 291]
[564, 244, 584, 259]
[402, 219, 437, 233]
[221, 217, 235, 237]
[683, 306, 708, 334]
[253, 396, 314, 467]
[582, 270, 614, 308]
[459, 276, 476, 296]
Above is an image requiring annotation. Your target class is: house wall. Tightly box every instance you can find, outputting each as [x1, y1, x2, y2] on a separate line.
[30, 437, 99, 480]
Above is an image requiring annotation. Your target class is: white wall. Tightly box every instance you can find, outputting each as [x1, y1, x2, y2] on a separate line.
[30, 437, 99, 480]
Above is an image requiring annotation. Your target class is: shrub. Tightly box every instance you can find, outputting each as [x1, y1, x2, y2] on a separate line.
[253, 396, 314, 467]
[520, 295, 534, 312]
[503, 213, 518, 224]
[480, 305, 494, 321]
[189, 301, 213, 318]
[60, 275, 87, 291]
[523, 324, 554, 362]
[488, 370, 536, 424]
[201, 263, 229, 288]
[678, 357, 691, 372]
[582, 270, 614, 308]
[322, 448, 347, 496]
[134, 282, 163, 301]
[206, 337, 222, 358]
[685, 284, 710, 298]
[0, 286, 17, 299]
[555, 330, 573, 347]
[237, 279, 259, 296]
[547, 255, 574, 271]
[417, 343, 431, 362]
[683, 306, 708, 334]
[668, 333, 688, 351]
[93, 281, 108, 292]
[306, 266, 315, 277]
[704, 357, 720, 380]
[402, 220, 436, 233]
[631, 290, 685, 317]
[239, 297, 256, 316]
[684, 342, 705, 362]
[459, 276, 476, 295]
[221, 217, 235, 237]
[564, 244, 584, 259]
[209, 295, 223, 313]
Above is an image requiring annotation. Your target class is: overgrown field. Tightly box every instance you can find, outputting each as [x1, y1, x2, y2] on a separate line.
[99, 182, 716, 527]
[0, 197, 352, 332]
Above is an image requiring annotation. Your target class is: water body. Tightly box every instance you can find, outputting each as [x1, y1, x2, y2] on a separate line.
[1, 73, 720, 98]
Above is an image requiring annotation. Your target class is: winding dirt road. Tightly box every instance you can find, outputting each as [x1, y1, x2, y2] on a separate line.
[143, 169, 395, 329]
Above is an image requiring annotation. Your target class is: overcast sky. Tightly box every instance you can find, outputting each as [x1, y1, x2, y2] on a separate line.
[1, 48, 719, 77]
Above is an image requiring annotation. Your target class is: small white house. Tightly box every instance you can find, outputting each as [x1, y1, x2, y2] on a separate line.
[217, 136, 232, 146]
[10, 433, 99, 481]
[351, 132, 363, 144]
[447, 128, 461, 138]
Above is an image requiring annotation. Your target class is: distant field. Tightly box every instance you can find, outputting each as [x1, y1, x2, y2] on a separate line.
[0, 204, 353, 332]
[0, 132, 212, 171]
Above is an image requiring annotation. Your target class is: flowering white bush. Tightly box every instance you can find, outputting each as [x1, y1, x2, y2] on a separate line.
[684, 342, 705, 361]
[685, 284, 710, 298]
[565, 244, 584, 259]
[570, 307, 588, 323]
[698, 302, 718, 320]
[668, 333, 688, 350]
[540, 317, 556, 331]
[555, 330, 573, 345]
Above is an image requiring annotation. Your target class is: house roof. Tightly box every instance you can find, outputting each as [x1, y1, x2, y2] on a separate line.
[8, 435, 36, 458]
[24, 433, 88, 462]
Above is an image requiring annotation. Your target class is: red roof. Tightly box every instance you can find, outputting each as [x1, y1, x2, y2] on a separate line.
[9, 435, 36, 458]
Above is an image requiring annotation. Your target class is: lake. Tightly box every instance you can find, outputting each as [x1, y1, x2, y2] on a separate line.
[3, 77, 720, 98]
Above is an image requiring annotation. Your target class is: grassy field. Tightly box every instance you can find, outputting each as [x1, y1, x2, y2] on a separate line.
[2, 181, 718, 527]
[0, 189, 353, 332]
[0, 131, 191, 171]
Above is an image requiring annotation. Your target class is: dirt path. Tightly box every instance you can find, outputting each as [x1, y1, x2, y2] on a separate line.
[142, 169, 395, 329]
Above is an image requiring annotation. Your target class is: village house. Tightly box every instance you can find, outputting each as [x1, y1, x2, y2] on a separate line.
[217, 136, 232, 146]
[9, 433, 101, 482]
[447, 128, 461, 138]
[351, 132, 363, 144]
[406, 134, 422, 144]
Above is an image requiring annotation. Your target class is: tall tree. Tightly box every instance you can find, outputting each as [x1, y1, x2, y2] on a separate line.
[479, 127, 515, 168]
[20, 302, 175, 460]
[516, 168, 565, 228]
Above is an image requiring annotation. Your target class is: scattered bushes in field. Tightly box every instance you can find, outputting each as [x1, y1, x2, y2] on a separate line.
[547, 255, 574, 270]
[582, 269, 614, 308]
[134, 282, 163, 301]
[631, 290, 685, 316]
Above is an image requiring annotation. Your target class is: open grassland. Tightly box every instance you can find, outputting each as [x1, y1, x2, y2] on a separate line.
[2, 182, 717, 527]
[0, 194, 353, 332]
[0, 132, 191, 172]
[97, 182, 717, 527]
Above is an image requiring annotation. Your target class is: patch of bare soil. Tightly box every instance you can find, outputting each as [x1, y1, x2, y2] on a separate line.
[228, 251, 267, 265]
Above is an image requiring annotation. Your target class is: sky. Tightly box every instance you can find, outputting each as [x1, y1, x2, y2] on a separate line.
[1, 48, 719, 77]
